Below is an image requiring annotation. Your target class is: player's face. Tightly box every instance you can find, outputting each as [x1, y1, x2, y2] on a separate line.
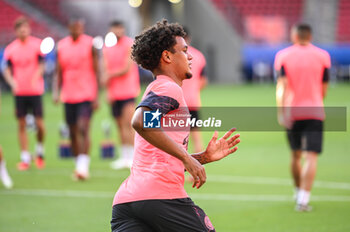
[16, 23, 31, 40]
[172, 36, 193, 80]
[69, 21, 84, 38]
[111, 25, 125, 39]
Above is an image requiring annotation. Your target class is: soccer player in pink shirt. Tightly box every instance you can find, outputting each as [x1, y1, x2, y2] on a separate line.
[0, 89, 13, 189]
[53, 18, 99, 180]
[102, 21, 140, 169]
[181, 27, 208, 153]
[275, 24, 331, 212]
[2, 17, 46, 171]
[110, 20, 241, 232]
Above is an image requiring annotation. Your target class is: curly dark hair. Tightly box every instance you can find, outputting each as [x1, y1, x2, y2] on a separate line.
[131, 19, 186, 72]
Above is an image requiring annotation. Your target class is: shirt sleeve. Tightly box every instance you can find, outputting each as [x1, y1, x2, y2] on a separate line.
[322, 68, 330, 83]
[323, 52, 331, 69]
[274, 51, 286, 78]
[1, 47, 11, 70]
[137, 83, 182, 115]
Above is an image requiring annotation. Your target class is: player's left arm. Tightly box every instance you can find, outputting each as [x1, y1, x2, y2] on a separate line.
[92, 46, 100, 109]
[108, 47, 132, 78]
[322, 68, 329, 99]
[322, 52, 331, 99]
[191, 128, 240, 165]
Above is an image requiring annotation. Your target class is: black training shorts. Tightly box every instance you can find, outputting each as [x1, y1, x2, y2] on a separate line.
[111, 98, 135, 118]
[15, 95, 43, 118]
[64, 101, 92, 125]
[287, 119, 323, 153]
[111, 198, 215, 232]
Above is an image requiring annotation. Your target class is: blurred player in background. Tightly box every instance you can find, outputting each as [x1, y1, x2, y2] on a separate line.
[110, 20, 240, 232]
[0, 89, 13, 189]
[0, 147, 13, 189]
[275, 24, 331, 212]
[181, 27, 208, 153]
[102, 21, 140, 170]
[53, 18, 99, 180]
[2, 16, 46, 171]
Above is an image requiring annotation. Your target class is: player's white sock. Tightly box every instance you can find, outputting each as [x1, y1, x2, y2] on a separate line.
[76, 154, 90, 175]
[121, 145, 129, 161]
[20, 151, 31, 164]
[125, 145, 134, 168]
[297, 189, 311, 205]
[0, 161, 13, 189]
[294, 187, 300, 201]
[125, 145, 134, 161]
[35, 143, 44, 157]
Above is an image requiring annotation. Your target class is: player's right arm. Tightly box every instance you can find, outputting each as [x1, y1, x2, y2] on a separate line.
[1, 57, 16, 93]
[52, 58, 62, 104]
[276, 72, 287, 127]
[132, 106, 207, 189]
[275, 51, 289, 128]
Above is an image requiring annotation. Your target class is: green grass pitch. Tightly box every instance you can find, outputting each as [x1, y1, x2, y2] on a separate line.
[0, 83, 349, 232]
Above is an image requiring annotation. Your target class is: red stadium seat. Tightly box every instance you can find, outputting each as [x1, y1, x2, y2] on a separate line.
[210, 0, 304, 43]
[337, 0, 350, 42]
[26, 0, 68, 25]
[0, 0, 52, 45]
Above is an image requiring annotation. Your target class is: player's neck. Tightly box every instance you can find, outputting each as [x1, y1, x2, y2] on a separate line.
[153, 69, 182, 86]
[71, 34, 82, 41]
[296, 41, 310, 46]
[18, 36, 28, 43]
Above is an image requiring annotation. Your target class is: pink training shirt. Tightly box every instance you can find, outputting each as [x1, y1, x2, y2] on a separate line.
[3, 36, 44, 96]
[181, 46, 206, 110]
[274, 43, 331, 121]
[103, 36, 140, 101]
[113, 75, 190, 205]
[57, 34, 97, 103]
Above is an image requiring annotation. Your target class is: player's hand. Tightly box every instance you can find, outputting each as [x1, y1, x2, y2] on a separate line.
[277, 110, 292, 129]
[183, 155, 207, 189]
[92, 98, 99, 110]
[52, 91, 59, 105]
[204, 128, 240, 163]
[10, 82, 17, 94]
[101, 74, 109, 86]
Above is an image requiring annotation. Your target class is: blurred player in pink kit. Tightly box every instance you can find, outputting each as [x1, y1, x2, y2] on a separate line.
[102, 21, 140, 169]
[275, 24, 331, 212]
[0, 89, 13, 189]
[53, 18, 99, 180]
[181, 27, 208, 153]
[2, 16, 46, 171]
[110, 20, 240, 232]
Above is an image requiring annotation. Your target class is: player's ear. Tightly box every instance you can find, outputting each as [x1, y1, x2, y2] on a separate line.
[161, 50, 172, 64]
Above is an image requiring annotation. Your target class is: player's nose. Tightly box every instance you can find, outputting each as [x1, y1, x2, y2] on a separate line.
[188, 52, 193, 60]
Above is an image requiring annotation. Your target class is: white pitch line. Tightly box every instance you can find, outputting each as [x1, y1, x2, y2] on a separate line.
[15, 169, 350, 190]
[1, 189, 350, 202]
[209, 175, 350, 190]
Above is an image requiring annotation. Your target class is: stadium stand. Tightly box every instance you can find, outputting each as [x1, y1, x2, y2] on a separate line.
[0, 0, 51, 45]
[25, 0, 68, 25]
[337, 0, 350, 43]
[210, 0, 304, 43]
